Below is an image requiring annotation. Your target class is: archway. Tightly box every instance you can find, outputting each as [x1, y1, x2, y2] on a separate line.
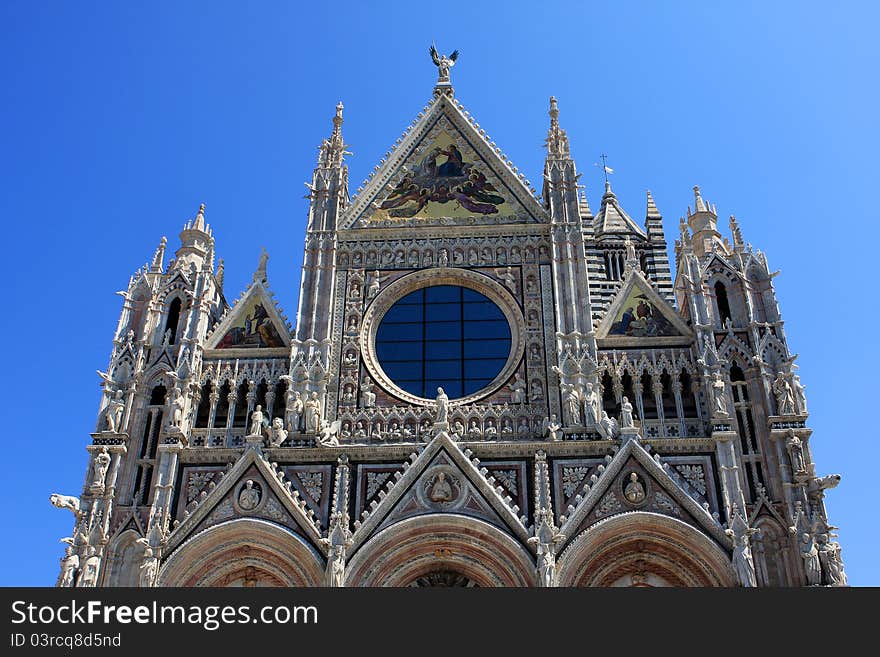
[556, 512, 736, 587]
[346, 515, 535, 587]
[158, 519, 324, 587]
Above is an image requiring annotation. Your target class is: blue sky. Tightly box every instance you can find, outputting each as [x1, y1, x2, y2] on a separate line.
[2, 1, 877, 585]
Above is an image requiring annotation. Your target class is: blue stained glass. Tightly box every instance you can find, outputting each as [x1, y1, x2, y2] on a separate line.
[376, 285, 511, 398]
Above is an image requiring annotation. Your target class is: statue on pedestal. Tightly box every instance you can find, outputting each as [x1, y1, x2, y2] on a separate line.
[105, 390, 125, 433]
[249, 405, 264, 437]
[773, 371, 796, 415]
[542, 414, 561, 442]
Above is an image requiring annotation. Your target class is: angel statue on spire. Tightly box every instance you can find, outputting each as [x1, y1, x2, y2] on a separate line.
[430, 43, 459, 84]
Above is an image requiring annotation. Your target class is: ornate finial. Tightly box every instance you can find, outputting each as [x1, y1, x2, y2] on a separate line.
[151, 236, 167, 272]
[192, 203, 206, 231]
[430, 43, 459, 95]
[319, 101, 349, 167]
[253, 247, 268, 285]
[597, 154, 613, 184]
[332, 102, 344, 134]
[729, 214, 744, 249]
[216, 258, 225, 289]
[693, 185, 706, 212]
[545, 96, 569, 157]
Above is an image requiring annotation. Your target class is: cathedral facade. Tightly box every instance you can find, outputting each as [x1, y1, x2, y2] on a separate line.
[51, 59, 846, 588]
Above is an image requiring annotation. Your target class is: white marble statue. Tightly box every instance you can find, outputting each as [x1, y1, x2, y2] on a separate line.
[105, 390, 125, 433]
[583, 382, 600, 427]
[90, 447, 111, 494]
[773, 371, 796, 415]
[249, 405, 264, 437]
[542, 414, 561, 442]
[328, 544, 346, 587]
[792, 374, 808, 414]
[317, 419, 342, 447]
[816, 533, 847, 586]
[711, 371, 728, 416]
[434, 387, 449, 426]
[167, 385, 185, 429]
[538, 549, 555, 588]
[288, 389, 304, 432]
[786, 432, 807, 476]
[597, 411, 618, 440]
[509, 374, 527, 404]
[620, 396, 634, 428]
[726, 508, 757, 587]
[269, 417, 288, 447]
[136, 538, 158, 588]
[305, 391, 322, 432]
[77, 547, 100, 587]
[563, 383, 582, 426]
[799, 531, 822, 586]
[58, 543, 79, 588]
[361, 378, 376, 408]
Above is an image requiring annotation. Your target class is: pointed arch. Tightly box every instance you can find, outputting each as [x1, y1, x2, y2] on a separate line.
[102, 530, 143, 587]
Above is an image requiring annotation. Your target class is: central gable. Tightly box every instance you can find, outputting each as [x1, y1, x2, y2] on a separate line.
[341, 96, 546, 229]
[596, 270, 692, 346]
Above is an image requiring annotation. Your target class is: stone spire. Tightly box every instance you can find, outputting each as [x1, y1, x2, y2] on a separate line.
[253, 247, 268, 285]
[192, 203, 206, 231]
[215, 258, 225, 290]
[318, 102, 349, 169]
[175, 203, 214, 270]
[545, 96, 570, 158]
[150, 236, 167, 273]
[729, 214, 745, 252]
[686, 186, 726, 258]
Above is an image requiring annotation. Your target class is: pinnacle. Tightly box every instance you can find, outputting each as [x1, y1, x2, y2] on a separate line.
[192, 203, 206, 231]
[646, 189, 661, 218]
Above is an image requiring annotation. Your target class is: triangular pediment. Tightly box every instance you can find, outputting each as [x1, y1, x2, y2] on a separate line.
[558, 438, 729, 552]
[349, 432, 530, 552]
[163, 447, 325, 557]
[205, 281, 290, 352]
[341, 95, 547, 229]
[596, 269, 692, 345]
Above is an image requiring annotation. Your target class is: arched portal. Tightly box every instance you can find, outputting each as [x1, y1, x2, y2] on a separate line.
[556, 512, 736, 587]
[158, 519, 324, 587]
[346, 515, 535, 587]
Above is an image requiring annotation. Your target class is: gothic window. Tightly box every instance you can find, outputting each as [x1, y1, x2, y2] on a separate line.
[621, 372, 635, 418]
[255, 380, 269, 413]
[604, 251, 626, 281]
[132, 383, 166, 505]
[641, 372, 657, 419]
[233, 381, 249, 427]
[752, 517, 791, 586]
[195, 382, 212, 427]
[639, 251, 649, 276]
[272, 379, 288, 420]
[165, 297, 182, 344]
[215, 381, 231, 426]
[103, 531, 141, 587]
[149, 384, 167, 406]
[679, 371, 697, 417]
[730, 364, 763, 500]
[375, 285, 511, 399]
[714, 281, 732, 327]
[601, 371, 619, 418]
[660, 370, 676, 417]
